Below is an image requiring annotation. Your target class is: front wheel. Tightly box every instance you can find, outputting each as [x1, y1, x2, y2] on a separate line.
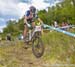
[32, 37, 44, 58]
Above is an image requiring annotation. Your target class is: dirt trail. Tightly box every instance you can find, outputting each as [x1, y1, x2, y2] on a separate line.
[0, 41, 47, 67]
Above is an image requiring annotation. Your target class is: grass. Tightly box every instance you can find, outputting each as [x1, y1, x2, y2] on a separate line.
[0, 40, 24, 67]
[0, 29, 75, 67]
[42, 31, 75, 65]
[69, 28, 75, 33]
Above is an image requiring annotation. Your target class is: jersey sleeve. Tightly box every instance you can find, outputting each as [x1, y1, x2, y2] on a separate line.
[25, 10, 30, 16]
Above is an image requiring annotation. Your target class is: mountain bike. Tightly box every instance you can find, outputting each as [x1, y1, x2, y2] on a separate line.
[24, 22, 44, 58]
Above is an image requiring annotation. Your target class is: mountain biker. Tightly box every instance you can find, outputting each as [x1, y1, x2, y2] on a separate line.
[23, 6, 43, 41]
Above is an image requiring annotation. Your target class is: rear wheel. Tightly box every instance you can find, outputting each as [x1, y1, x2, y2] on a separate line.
[32, 35, 44, 58]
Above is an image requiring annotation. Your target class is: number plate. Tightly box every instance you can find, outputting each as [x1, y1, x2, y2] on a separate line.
[35, 26, 42, 31]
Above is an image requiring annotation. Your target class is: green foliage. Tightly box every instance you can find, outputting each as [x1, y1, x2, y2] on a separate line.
[3, 20, 18, 34]
[3, 18, 24, 37]
[39, 0, 75, 24]
[38, 10, 48, 24]
[18, 18, 24, 31]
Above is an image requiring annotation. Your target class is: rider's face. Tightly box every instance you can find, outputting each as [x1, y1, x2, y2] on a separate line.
[30, 10, 36, 17]
[30, 11, 33, 15]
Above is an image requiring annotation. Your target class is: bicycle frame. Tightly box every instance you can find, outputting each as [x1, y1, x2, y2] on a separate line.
[27, 23, 42, 41]
[31, 25, 42, 38]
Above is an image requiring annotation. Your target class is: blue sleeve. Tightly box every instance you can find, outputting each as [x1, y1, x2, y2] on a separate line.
[25, 10, 30, 16]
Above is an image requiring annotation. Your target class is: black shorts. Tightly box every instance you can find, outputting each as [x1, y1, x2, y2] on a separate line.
[24, 18, 35, 26]
[27, 18, 34, 24]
